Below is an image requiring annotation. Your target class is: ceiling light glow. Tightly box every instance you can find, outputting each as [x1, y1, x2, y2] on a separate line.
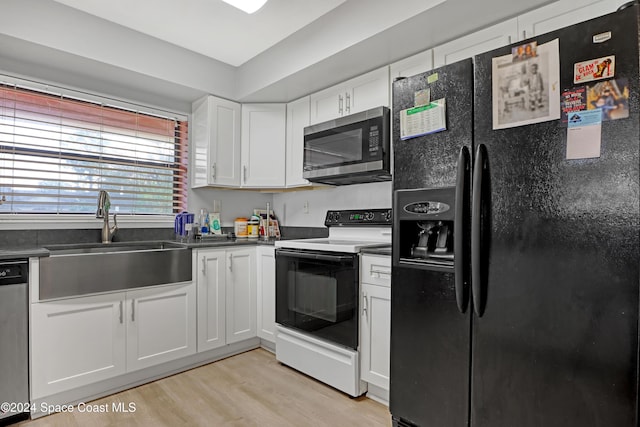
[221, 0, 268, 14]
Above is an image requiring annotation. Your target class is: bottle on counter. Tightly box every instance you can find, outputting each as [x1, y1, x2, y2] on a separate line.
[199, 208, 209, 235]
[248, 215, 260, 239]
[210, 212, 221, 234]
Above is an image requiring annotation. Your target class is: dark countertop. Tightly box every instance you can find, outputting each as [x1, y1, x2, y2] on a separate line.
[177, 237, 278, 248]
[0, 237, 283, 260]
[0, 247, 49, 260]
[360, 246, 392, 256]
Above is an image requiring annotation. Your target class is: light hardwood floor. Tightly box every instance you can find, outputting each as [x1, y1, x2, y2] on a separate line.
[18, 348, 392, 426]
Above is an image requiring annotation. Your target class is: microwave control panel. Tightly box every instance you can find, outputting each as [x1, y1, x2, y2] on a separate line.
[368, 125, 380, 154]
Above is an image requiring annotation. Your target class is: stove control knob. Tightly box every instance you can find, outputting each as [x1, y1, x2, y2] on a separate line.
[384, 210, 392, 222]
[365, 212, 375, 221]
[334, 212, 341, 222]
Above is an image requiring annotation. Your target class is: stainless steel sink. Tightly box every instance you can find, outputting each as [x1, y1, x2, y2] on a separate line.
[44, 241, 184, 255]
[39, 242, 192, 300]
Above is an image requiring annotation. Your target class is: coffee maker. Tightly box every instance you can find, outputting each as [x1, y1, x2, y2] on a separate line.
[393, 187, 455, 270]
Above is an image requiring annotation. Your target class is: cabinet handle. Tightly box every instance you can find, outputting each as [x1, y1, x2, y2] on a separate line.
[202, 256, 207, 276]
[345, 93, 351, 114]
[131, 299, 135, 322]
[522, 30, 526, 40]
[362, 292, 368, 317]
[229, 253, 233, 272]
[243, 166, 247, 183]
[212, 163, 216, 179]
[370, 268, 391, 277]
[119, 301, 123, 324]
[338, 94, 343, 115]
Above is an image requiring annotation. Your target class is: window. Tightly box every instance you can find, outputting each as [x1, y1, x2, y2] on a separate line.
[0, 79, 188, 216]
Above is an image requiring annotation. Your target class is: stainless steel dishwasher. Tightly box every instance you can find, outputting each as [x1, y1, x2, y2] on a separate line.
[0, 259, 29, 424]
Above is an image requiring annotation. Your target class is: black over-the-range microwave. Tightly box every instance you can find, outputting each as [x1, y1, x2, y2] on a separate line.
[303, 106, 391, 185]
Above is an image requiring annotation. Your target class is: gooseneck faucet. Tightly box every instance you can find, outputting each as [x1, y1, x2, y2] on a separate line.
[96, 190, 118, 243]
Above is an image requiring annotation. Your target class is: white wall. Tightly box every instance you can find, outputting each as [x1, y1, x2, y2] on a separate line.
[188, 188, 273, 227]
[272, 182, 392, 227]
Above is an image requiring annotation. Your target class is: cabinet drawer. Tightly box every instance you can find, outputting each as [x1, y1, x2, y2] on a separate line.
[361, 255, 391, 287]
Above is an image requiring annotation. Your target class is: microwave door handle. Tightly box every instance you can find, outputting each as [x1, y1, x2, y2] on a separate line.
[276, 249, 353, 262]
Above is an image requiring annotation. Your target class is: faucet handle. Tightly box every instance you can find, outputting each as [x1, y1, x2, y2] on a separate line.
[110, 213, 119, 235]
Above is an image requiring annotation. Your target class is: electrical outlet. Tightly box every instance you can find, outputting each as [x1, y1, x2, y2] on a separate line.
[303, 200, 309, 214]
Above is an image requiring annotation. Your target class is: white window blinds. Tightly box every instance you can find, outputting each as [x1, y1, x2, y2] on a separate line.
[0, 79, 188, 215]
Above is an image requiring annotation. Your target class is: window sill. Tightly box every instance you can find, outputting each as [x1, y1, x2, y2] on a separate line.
[0, 214, 174, 230]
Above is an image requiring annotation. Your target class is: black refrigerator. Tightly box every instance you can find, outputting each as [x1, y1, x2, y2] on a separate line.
[390, 4, 639, 427]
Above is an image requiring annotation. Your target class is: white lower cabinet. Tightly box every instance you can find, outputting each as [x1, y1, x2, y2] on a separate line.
[360, 254, 391, 395]
[31, 293, 127, 399]
[226, 248, 257, 344]
[196, 247, 256, 351]
[31, 282, 196, 399]
[256, 246, 276, 343]
[126, 283, 197, 371]
[197, 249, 227, 351]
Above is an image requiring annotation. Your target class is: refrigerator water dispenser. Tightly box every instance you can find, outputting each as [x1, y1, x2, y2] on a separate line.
[393, 187, 456, 270]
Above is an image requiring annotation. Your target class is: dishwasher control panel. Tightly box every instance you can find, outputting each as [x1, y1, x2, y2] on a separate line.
[0, 260, 28, 285]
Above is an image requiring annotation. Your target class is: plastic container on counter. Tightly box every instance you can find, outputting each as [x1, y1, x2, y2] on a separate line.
[247, 216, 260, 239]
[234, 217, 248, 238]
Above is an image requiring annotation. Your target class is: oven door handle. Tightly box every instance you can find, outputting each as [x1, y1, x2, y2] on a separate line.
[276, 249, 354, 263]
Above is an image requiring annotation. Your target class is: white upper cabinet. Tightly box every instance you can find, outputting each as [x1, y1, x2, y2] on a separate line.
[191, 95, 241, 188]
[433, 19, 519, 67]
[309, 67, 389, 125]
[517, 0, 622, 40]
[241, 104, 286, 188]
[285, 96, 311, 188]
[390, 49, 434, 82]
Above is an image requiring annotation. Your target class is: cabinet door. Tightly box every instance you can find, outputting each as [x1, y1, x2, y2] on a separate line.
[226, 247, 257, 344]
[256, 246, 276, 342]
[210, 97, 242, 187]
[191, 96, 241, 188]
[197, 249, 227, 352]
[126, 283, 196, 371]
[31, 293, 126, 399]
[285, 96, 311, 188]
[390, 50, 434, 82]
[517, 0, 621, 40]
[241, 104, 286, 187]
[346, 66, 390, 115]
[309, 84, 345, 125]
[360, 283, 391, 390]
[433, 19, 519, 67]
[191, 96, 212, 188]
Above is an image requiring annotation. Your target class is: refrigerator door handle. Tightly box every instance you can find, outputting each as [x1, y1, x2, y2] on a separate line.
[454, 146, 470, 313]
[471, 143, 486, 317]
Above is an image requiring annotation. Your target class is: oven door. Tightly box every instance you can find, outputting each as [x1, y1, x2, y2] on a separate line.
[275, 248, 359, 349]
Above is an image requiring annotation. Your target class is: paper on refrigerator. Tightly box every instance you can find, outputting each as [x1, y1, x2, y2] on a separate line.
[400, 98, 447, 140]
[566, 109, 602, 159]
[492, 39, 560, 130]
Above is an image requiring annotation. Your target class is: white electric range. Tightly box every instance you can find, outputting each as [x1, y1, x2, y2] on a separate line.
[274, 208, 392, 397]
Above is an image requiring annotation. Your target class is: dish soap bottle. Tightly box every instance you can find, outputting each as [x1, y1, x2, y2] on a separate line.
[199, 208, 209, 235]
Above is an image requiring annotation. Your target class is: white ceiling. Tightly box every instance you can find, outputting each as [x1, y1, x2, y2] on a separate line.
[52, 0, 348, 67]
